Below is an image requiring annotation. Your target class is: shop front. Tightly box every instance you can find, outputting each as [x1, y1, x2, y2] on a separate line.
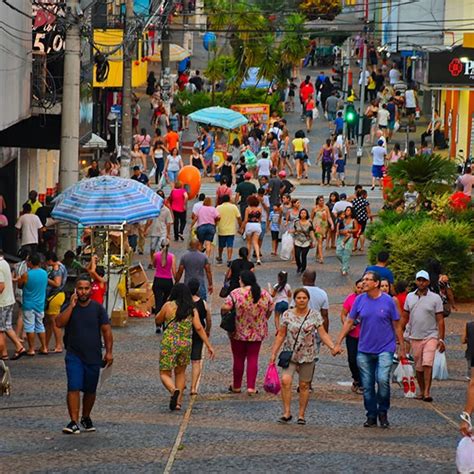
[427, 43, 474, 160]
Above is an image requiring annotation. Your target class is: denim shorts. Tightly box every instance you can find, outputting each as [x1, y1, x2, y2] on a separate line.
[197, 224, 216, 243]
[167, 170, 178, 183]
[275, 301, 289, 314]
[218, 235, 235, 248]
[23, 309, 45, 333]
[65, 352, 101, 393]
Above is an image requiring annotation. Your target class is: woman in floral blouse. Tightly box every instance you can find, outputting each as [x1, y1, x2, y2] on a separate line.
[221, 271, 273, 395]
[270, 288, 340, 425]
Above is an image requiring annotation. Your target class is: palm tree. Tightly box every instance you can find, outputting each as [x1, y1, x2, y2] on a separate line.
[388, 154, 458, 199]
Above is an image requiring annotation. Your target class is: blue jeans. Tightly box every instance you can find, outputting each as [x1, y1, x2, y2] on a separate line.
[357, 351, 393, 419]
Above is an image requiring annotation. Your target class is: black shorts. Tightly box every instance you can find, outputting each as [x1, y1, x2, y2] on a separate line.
[191, 333, 204, 361]
[357, 220, 367, 234]
[271, 231, 280, 242]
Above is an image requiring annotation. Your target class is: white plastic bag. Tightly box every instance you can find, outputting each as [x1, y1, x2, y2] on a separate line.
[401, 361, 416, 398]
[432, 350, 449, 380]
[149, 165, 156, 178]
[393, 120, 400, 132]
[457, 437, 474, 473]
[312, 108, 319, 120]
[279, 231, 293, 261]
[393, 361, 404, 383]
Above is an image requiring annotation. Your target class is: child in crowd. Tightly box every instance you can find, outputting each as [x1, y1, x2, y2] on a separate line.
[268, 271, 292, 331]
[335, 150, 346, 187]
[334, 111, 344, 136]
[269, 204, 283, 256]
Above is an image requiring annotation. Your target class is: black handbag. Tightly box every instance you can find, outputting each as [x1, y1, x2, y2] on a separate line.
[220, 296, 236, 332]
[277, 310, 310, 368]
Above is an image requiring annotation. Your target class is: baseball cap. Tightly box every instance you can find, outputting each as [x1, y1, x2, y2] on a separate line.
[278, 170, 287, 178]
[415, 270, 430, 281]
[377, 139, 384, 146]
[244, 172, 252, 180]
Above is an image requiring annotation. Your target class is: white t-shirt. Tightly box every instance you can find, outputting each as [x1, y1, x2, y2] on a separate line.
[257, 158, 271, 177]
[405, 89, 416, 108]
[15, 213, 43, 246]
[192, 201, 204, 217]
[332, 200, 352, 216]
[273, 283, 291, 304]
[371, 145, 386, 166]
[149, 206, 173, 237]
[0, 257, 15, 307]
[358, 70, 370, 86]
[389, 68, 400, 85]
[377, 108, 390, 127]
[260, 195, 270, 221]
[304, 285, 329, 311]
[167, 155, 182, 172]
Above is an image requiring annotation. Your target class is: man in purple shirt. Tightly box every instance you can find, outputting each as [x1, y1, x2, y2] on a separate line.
[335, 271, 404, 428]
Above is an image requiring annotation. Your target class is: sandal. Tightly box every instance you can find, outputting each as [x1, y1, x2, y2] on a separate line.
[1, 355, 9, 361]
[297, 418, 306, 425]
[277, 415, 292, 424]
[26, 352, 36, 357]
[169, 389, 180, 411]
[247, 389, 259, 396]
[38, 351, 49, 356]
[190, 391, 198, 396]
[423, 396, 433, 403]
[228, 385, 241, 394]
[175, 404, 182, 411]
[10, 348, 26, 360]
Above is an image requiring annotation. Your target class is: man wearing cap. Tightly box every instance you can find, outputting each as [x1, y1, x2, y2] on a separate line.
[370, 140, 386, 190]
[279, 170, 295, 196]
[401, 270, 445, 402]
[235, 172, 257, 217]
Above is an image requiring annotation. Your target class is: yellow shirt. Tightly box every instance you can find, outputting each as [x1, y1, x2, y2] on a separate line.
[28, 200, 42, 214]
[292, 138, 305, 153]
[216, 202, 241, 236]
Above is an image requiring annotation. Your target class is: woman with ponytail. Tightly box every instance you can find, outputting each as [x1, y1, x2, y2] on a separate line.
[220, 270, 273, 395]
[152, 240, 176, 333]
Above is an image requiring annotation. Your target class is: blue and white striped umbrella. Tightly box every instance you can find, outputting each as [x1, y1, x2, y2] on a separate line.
[188, 106, 248, 130]
[52, 176, 163, 226]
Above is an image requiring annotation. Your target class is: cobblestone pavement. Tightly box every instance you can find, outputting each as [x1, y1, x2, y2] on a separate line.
[2, 38, 471, 474]
[1, 208, 472, 473]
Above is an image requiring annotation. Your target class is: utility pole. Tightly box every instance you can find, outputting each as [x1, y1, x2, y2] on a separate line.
[355, 36, 367, 186]
[120, 0, 134, 179]
[161, 19, 171, 114]
[58, 0, 81, 255]
[60, 0, 81, 191]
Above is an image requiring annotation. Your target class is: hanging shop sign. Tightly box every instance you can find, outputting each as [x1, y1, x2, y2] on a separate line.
[428, 46, 474, 86]
[32, 0, 66, 54]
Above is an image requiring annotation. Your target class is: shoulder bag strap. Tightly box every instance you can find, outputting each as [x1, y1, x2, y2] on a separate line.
[292, 309, 311, 352]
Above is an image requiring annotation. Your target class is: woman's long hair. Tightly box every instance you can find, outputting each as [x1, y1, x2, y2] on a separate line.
[240, 270, 261, 303]
[168, 283, 195, 321]
[160, 241, 169, 268]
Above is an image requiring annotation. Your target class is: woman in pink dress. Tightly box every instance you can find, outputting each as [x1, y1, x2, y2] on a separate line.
[168, 181, 188, 241]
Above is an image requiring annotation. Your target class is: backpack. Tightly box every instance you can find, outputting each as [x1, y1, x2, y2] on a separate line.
[0, 360, 11, 396]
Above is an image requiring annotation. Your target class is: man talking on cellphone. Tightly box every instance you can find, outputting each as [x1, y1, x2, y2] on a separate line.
[56, 274, 113, 434]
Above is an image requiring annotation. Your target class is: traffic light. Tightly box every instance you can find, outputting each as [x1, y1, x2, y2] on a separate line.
[345, 105, 356, 124]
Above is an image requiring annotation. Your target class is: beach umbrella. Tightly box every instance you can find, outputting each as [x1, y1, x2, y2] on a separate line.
[188, 106, 248, 130]
[52, 176, 163, 226]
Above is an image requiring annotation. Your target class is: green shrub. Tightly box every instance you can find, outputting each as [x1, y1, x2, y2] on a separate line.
[173, 88, 282, 116]
[367, 213, 473, 299]
[388, 153, 457, 199]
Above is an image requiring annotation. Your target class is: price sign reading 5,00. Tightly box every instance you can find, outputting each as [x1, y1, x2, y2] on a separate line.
[32, 1, 66, 54]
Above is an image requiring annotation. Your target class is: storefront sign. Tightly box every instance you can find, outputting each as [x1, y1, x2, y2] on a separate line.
[32, 0, 66, 54]
[428, 47, 474, 85]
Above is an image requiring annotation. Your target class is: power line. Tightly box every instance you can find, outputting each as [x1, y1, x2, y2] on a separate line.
[2, 0, 31, 19]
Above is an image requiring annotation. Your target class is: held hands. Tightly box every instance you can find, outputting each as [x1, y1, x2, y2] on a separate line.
[331, 344, 342, 356]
